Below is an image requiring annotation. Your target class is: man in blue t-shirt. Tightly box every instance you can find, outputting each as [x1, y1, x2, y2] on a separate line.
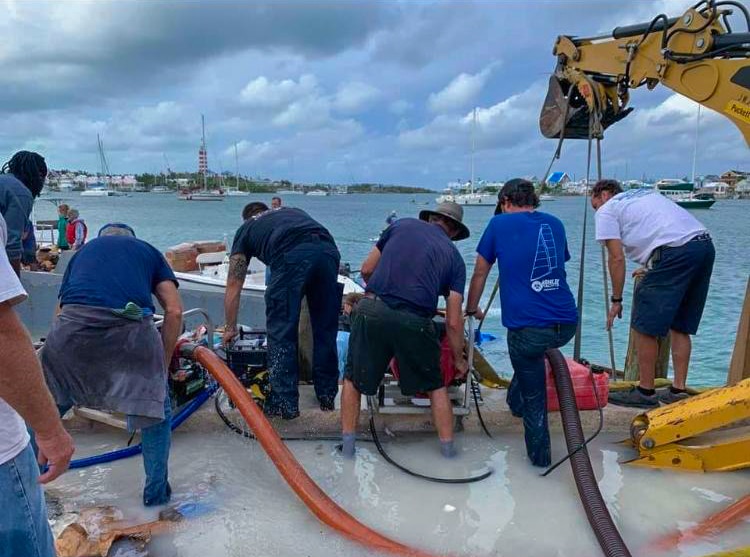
[341, 201, 469, 459]
[39, 223, 183, 506]
[465, 179, 577, 468]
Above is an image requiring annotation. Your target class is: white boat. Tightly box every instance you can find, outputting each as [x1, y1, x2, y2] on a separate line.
[172, 255, 363, 296]
[306, 190, 329, 196]
[436, 191, 496, 205]
[151, 185, 172, 194]
[277, 189, 304, 195]
[179, 190, 225, 201]
[225, 144, 250, 196]
[80, 188, 112, 197]
[226, 189, 249, 197]
[539, 194, 557, 201]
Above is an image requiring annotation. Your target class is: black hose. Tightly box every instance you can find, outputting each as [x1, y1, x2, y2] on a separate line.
[545, 348, 632, 557]
[471, 376, 493, 439]
[368, 407, 493, 484]
[542, 365, 604, 477]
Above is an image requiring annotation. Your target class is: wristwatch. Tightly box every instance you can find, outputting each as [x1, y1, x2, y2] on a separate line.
[610, 296, 623, 304]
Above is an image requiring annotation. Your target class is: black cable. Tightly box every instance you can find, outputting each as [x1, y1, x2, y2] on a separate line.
[471, 376, 493, 439]
[714, 1, 750, 29]
[368, 409, 493, 484]
[664, 2, 718, 45]
[541, 366, 604, 477]
[214, 389, 374, 443]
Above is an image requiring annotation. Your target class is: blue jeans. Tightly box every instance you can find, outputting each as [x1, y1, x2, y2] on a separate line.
[0, 443, 56, 557]
[265, 239, 341, 414]
[29, 394, 172, 507]
[506, 324, 577, 467]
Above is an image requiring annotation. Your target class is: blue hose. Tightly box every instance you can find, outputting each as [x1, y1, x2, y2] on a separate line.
[68, 385, 216, 470]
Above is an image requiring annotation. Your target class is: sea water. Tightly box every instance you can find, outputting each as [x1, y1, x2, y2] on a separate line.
[51, 428, 750, 557]
[35, 192, 750, 386]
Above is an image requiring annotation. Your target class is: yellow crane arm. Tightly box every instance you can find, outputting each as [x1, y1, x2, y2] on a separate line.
[540, 2, 750, 146]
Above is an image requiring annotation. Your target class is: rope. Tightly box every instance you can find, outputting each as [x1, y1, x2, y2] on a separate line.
[573, 121, 594, 361]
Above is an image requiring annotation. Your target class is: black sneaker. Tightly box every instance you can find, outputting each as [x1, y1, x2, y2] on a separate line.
[657, 388, 690, 405]
[608, 386, 659, 409]
[318, 395, 336, 412]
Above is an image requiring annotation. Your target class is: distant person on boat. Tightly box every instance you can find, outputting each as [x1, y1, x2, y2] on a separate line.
[271, 196, 282, 209]
[56, 203, 70, 250]
[341, 201, 470, 459]
[224, 202, 341, 420]
[591, 179, 715, 408]
[0, 213, 74, 557]
[0, 150, 47, 275]
[465, 179, 577, 468]
[65, 208, 88, 250]
[385, 210, 397, 226]
[38, 223, 183, 507]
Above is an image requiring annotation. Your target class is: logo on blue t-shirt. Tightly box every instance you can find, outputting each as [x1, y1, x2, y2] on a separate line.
[530, 223, 561, 292]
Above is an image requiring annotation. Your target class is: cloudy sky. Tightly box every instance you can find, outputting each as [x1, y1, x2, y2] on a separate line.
[1, 0, 747, 188]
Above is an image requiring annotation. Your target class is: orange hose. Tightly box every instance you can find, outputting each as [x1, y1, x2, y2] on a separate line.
[650, 494, 750, 551]
[190, 345, 439, 557]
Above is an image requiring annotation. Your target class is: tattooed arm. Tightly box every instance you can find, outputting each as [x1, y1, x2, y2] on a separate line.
[223, 253, 248, 345]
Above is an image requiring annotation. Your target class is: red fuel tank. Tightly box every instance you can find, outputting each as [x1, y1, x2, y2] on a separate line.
[545, 357, 609, 411]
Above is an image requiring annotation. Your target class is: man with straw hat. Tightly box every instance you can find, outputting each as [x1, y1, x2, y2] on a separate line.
[341, 201, 469, 459]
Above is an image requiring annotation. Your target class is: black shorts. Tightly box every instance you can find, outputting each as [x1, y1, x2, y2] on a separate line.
[344, 297, 442, 396]
[632, 235, 715, 337]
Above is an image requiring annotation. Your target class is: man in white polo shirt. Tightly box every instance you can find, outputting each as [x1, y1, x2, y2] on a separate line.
[0, 213, 74, 557]
[591, 179, 715, 408]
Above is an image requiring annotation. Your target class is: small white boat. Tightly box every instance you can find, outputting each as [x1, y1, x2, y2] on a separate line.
[540, 194, 557, 201]
[179, 191, 225, 201]
[226, 188, 249, 197]
[277, 189, 304, 195]
[306, 190, 329, 196]
[81, 189, 112, 197]
[151, 186, 172, 194]
[436, 192, 496, 206]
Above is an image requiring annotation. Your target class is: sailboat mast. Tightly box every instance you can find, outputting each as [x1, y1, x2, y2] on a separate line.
[470, 107, 476, 195]
[201, 114, 208, 191]
[234, 142, 239, 189]
[691, 104, 701, 184]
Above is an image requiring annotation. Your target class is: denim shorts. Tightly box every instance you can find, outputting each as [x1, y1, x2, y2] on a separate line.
[0, 443, 56, 557]
[632, 234, 715, 337]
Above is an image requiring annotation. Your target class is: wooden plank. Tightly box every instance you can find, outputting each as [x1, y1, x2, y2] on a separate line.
[728, 278, 750, 386]
[73, 407, 128, 430]
[623, 274, 670, 381]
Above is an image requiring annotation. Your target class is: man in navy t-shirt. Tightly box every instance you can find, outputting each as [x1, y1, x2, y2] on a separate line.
[341, 202, 469, 459]
[465, 179, 577, 468]
[40, 223, 183, 506]
[224, 202, 341, 420]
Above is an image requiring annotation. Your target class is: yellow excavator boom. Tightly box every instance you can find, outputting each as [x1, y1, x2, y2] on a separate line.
[540, 1, 750, 146]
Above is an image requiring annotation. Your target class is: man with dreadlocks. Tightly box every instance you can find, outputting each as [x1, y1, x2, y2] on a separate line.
[0, 151, 47, 275]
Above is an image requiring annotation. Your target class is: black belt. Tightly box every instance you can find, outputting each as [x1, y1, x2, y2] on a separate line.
[650, 232, 712, 265]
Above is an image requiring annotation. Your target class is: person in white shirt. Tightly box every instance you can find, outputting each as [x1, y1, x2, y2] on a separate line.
[0, 214, 74, 556]
[592, 179, 715, 408]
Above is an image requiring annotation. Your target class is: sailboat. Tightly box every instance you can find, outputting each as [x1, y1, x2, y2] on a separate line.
[81, 135, 127, 197]
[180, 115, 225, 201]
[226, 143, 249, 197]
[655, 105, 715, 209]
[436, 108, 496, 206]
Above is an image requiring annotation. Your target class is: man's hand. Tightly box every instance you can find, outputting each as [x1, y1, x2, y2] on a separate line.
[467, 307, 484, 321]
[36, 427, 75, 484]
[454, 356, 469, 379]
[632, 267, 648, 278]
[222, 327, 238, 347]
[606, 301, 623, 330]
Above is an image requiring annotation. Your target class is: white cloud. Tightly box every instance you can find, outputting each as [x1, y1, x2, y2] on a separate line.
[401, 81, 544, 150]
[239, 74, 318, 109]
[389, 99, 412, 115]
[333, 81, 381, 113]
[427, 66, 494, 113]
